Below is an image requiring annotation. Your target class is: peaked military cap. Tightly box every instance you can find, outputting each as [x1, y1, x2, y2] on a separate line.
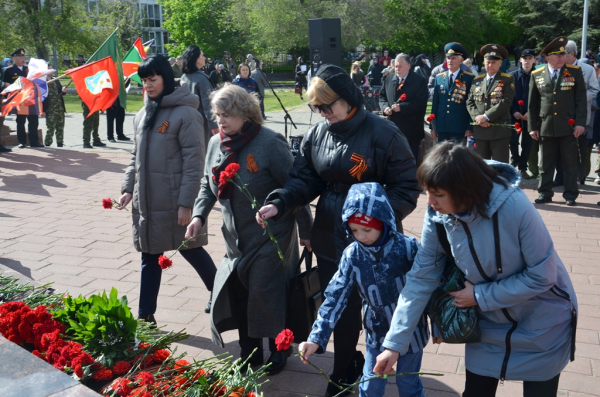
[11, 48, 25, 57]
[480, 44, 508, 60]
[444, 42, 468, 58]
[540, 36, 569, 56]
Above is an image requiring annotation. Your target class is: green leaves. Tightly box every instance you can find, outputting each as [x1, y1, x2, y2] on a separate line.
[52, 288, 138, 363]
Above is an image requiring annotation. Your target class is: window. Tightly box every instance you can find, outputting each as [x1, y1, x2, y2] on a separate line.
[139, 3, 161, 28]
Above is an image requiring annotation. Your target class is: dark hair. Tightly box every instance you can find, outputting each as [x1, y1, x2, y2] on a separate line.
[138, 55, 175, 131]
[181, 45, 202, 74]
[417, 142, 507, 217]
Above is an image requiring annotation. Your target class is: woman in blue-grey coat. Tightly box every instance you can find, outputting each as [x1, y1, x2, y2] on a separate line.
[374, 142, 577, 397]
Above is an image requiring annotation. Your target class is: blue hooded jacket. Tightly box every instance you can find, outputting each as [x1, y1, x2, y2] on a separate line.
[308, 182, 430, 354]
[384, 161, 578, 382]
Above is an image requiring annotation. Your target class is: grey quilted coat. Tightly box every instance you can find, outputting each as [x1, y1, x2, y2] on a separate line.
[121, 85, 208, 254]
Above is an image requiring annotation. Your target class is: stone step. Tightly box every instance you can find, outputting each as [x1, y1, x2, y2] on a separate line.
[0, 128, 44, 146]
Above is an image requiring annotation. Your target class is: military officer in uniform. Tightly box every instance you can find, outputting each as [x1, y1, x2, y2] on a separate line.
[43, 78, 66, 147]
[2, 49, 44, 148]
[529, 36, 587, 206]
[466, 44, 514, 162]
[431, 42, 475, 143]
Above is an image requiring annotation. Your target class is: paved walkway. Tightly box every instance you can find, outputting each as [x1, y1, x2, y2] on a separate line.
[1, 110, 600, 396]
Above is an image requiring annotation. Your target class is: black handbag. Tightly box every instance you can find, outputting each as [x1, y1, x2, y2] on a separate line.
[427, 222, 482, 344]
[286, 248, 322, 343]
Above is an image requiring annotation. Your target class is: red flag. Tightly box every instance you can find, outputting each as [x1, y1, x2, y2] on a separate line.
[66, 56, 120, 117]
[122, 38, 147, 84]
[0, 78, 39, 117]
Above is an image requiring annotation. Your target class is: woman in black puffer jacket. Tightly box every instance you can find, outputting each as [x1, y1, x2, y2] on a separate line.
[257, 64, 420, 397]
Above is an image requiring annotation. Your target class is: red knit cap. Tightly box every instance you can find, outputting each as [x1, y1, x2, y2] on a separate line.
[347, 212, 384, 231]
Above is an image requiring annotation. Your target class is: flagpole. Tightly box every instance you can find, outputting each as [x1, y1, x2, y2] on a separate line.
[47, 74, 68, 83]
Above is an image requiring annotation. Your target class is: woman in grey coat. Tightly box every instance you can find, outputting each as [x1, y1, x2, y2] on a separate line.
[119, 55, 217, 325]
[186, 84, 312, 375]
[181, 45, 219, 150]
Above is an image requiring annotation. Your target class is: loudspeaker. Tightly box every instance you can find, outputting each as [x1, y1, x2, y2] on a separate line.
[308, 18, 342, 73]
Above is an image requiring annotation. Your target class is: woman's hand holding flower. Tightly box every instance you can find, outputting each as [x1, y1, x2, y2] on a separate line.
[256, 204, 278, 227]
[119, 193, 132, 210]
[185, 217, 203, 240]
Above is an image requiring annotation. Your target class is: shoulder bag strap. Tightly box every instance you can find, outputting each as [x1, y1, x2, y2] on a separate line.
[435, 223, 453, 258]
[492, 212, 502, 274]
[294, 247, 313, 273]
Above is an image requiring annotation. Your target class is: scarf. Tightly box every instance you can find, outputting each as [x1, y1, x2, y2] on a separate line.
[212, 121, 261, 199]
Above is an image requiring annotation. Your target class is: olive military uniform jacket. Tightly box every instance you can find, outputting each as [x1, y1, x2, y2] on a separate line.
[431, 69, 475, 135]
[528, 64, 587, 137]
[466, 72, 515, 140]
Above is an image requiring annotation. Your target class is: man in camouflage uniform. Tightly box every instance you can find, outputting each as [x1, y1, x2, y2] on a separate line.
[82, 102, 105, 149]
[43, 80, 66, 147]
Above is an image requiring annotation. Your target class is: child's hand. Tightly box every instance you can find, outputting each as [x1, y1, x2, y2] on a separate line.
[373, 348, 399, 375]
[298, 341, 319, 364]
[432, 337, 444, 344]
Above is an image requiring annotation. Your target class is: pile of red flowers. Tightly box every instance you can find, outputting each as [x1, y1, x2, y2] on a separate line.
[0, 301, 65, 348]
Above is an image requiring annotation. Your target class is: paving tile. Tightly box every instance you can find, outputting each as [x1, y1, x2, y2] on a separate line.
[1, 139, 600, 396]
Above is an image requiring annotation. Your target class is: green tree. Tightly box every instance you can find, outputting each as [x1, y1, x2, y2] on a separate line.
[160, 0, 244, 57]
[510, 0, 600, 52]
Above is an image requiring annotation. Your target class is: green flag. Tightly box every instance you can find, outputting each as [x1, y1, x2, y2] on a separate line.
[88, 29, 127, 109]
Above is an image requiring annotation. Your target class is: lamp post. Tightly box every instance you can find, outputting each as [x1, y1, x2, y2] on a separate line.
[582, 0, 589, 57]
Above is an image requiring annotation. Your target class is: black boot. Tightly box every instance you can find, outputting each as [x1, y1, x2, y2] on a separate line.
[204, 292, 212, 313]
[265, 347, 291, 375]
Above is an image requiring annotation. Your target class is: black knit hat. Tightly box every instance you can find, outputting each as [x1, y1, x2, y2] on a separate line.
[315, 64, 362, 108]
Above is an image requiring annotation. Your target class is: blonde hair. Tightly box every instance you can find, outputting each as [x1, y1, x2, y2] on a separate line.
[464, 58, 473, 67]
[350, 61, 362, 74]
[306, 77, 339, 105]
[210, 84, 264, 125]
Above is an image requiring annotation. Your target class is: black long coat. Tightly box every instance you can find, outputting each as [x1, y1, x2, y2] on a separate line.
[379, 70, 428, 144]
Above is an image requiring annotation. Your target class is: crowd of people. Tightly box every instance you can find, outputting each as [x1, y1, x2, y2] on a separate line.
[0, 35, 596, 397]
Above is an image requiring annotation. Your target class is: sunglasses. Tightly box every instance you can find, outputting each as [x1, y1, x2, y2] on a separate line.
[308, 97, 341, 114]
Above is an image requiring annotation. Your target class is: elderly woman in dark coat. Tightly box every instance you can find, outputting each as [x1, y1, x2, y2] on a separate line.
[118, 55, 217, 325]
[181, 45, 219, 149]
[186, 84, 313, 375]
[257, 64, 420, 396]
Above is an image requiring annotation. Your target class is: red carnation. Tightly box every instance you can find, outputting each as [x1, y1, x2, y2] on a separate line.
[74, 363, 84, 378]
[151, 349, 170, 363]
[275, 328, 294, 351]
[135, 371, 155, 386]
[399, 93, 407, 102]
[426, 114, 435, 123]
[112, 360, 132, 376]
[568, 119, 575, 126]
[92, 367, 113, 381]
[174, 359, 190, 373]
[158, 255, 173, 270]
[247, 392, 257, 397]
[102, 198, 113, 209]
[219, 163, 241, 185]
[518, 100, 525, 106]
[112, 378, 132, 397]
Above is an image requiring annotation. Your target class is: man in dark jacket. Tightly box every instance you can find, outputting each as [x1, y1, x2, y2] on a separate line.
[509, 49, 536, 179]
[367, 56, 384, 87]
[380, 53, 429, 161]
